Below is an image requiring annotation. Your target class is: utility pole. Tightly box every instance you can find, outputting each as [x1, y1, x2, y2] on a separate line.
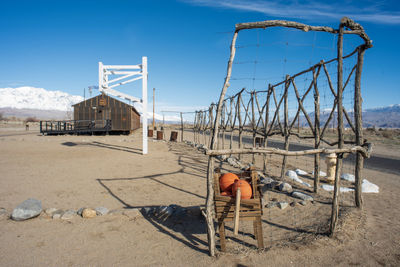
[153, 88, 155, 129]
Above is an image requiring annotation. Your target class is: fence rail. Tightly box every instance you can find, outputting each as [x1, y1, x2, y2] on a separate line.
[40, 119, 112, 135]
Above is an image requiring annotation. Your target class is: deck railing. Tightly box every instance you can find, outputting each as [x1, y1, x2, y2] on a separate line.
[40, 119, 112, 134]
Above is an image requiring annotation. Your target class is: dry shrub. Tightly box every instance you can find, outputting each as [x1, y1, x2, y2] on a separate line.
[25, 117, 38, 123]
[381, 129, 394, 139]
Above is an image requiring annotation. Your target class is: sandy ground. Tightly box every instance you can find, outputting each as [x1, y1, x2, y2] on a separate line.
[0, 124, 399, 266]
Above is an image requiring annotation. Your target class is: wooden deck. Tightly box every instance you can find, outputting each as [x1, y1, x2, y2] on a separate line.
[40, 120, 112, 135]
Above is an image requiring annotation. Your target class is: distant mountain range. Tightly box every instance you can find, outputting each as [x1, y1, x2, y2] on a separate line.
[0, 87, 399, 127]
[0, 86, 181, 122]
[362, 104, 400, 128]
[298, 104, 400, 128]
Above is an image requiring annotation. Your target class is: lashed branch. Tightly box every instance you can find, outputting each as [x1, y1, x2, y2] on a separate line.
[206, 145, 371, 158]
[235, 17, 372, 46]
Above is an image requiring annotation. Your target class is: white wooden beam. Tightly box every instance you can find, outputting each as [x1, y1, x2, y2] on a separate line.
[106, 73, 136, 85]
[107, 76, 143, 89]
[103, 65, 141, 70]
[142, 56, 148, 155]
[100, 88, 141, 103]
[105, 71, 142, 76]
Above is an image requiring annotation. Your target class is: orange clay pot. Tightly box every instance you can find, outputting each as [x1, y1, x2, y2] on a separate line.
[232, 179, 252, 199]
[219, 172, 239, 192]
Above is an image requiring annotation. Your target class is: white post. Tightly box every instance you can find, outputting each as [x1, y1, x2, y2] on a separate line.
[98, 59, 148, 155]
[142, 57, 148, 155]
[98, 62, 103, 90]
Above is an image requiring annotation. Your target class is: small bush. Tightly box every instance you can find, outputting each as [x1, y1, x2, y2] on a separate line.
[25, 117, 38, 123]
[381, 130, 394, 139]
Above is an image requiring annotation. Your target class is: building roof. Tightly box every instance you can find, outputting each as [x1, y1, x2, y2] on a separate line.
[72, 94, 141, 116]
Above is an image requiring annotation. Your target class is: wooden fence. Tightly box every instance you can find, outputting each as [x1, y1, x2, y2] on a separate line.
[192, 17, 373, 256]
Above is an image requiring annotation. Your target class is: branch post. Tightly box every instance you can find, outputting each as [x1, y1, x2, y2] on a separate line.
[354, 46, 366, 208]
[180, 112, 184, 142]
[313, 68, 321, 193]
[330, 20, 345, 236]
[205, 30, 239, 256]
[281, 76, 290, 180]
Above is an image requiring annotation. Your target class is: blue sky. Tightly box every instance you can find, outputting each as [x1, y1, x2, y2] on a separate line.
[0, 0, 399, 113]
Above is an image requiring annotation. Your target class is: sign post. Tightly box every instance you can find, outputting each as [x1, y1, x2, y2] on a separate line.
[98, 57, 148, 154]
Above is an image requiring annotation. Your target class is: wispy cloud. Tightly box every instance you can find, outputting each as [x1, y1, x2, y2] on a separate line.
[0, 81, 26, 87]
[185, 0, 400, 24]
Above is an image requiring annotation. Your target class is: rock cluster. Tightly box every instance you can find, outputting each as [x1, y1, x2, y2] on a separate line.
[142, 204, 187, 223]
[260, 178, 293, 194]
[7, 199, 191, 223]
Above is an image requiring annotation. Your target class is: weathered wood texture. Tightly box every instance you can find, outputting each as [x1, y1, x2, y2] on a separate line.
[330, 22, 344, 236]
[192, 18, 372, 254]
[214, 168, 264, 251]
[354, 46, 367, 208]
[73, 94, 140, 132]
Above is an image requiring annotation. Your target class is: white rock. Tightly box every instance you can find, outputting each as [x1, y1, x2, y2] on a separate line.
[321, 184, 354, 192]
[11, 198, 42, 221]
[277, 202, 289, 210]
[61, 210, 76, 220]
[362, 179, 379, 193]
[260, 176, 275, 185]
[286, 170, 298, 180]
[312, 170, 327, 177]
[52, 213, 62, 219]
[279, 182, 293, 193]
[95, 207, 109, 216]
[295, 169, 308, 176]
[291, 191, 314, 201]
[320, 179, 379, 194]
[341, 173, 355, 182]
[45, 208, 58, 216]
[227, 157, 236, 166]
[286, 170, 312, 188]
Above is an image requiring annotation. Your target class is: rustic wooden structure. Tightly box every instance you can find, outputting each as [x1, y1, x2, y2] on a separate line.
[191, 17, 372, 256]
[73, 94, 140, 134]
[213, 167, 264, 251]
[40, 119, 111, 135]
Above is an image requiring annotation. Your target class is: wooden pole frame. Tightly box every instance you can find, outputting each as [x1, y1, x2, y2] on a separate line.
[313, 68, 321, 193]
[330, 19, 345, 236]
[200, 17, 372, 255]
[354, 46, 367, 208]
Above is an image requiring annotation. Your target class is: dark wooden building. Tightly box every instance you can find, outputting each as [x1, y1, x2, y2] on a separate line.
[73, 94, 141, 134]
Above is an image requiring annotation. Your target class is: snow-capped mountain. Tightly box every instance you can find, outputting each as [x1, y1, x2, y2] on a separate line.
[0, 86, 183, 122]
[0, 86, 83, 111]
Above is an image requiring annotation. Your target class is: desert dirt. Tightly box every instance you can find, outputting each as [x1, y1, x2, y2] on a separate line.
[0, 123, 399, 266]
